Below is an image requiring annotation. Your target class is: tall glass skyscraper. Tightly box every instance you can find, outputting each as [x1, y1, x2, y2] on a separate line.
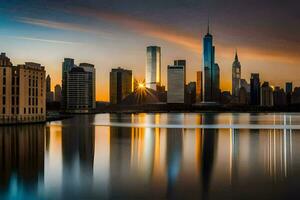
[232, 52, 241, 98]
[146, 46, 161, 90]
[202, 27, 220, 102]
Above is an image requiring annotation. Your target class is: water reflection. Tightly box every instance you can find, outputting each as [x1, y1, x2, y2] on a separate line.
[0, 125, 45, 199]
[0, 113, 299, 199]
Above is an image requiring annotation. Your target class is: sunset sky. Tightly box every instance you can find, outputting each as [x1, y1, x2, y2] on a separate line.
[0, 0, 299, 101]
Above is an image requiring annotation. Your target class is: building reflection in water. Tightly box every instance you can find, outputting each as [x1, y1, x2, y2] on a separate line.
[0, 113, 298, 199]
[200, 114, 218, 199]
[0, 124, 45, 199]
[61, 115, 95, 197]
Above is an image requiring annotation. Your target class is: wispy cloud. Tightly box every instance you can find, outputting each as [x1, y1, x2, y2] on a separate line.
[10, 36, 81, 45]
[16, 17, 116, 40]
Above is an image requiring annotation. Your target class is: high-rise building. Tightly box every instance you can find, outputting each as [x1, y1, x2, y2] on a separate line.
[167, 65, 185, 103]
[186, 82, 196, 105]
[240, 79, 250, 93]
[66, 67, 89, 113]
[46, 75, 54, 103]
[232, 51, 241, 98]
[273, 87, 286, 106]
[286, 82, 293, 94]
[62, 59, 96, 112]
[0, 53, 46, 124]
[54, 84, 62, 102]
[250, 73, 261, 105]
[202, 26, 220, 102]
[62, 58, 75, 109]
[79, 63, 96, 109]
[286, 82, 293, 105]
[196, 71, 203, 102]
[261, 82, 273, 106]
[110, 67, 133, 104]
[146, 46, 161, 90]
[239, 87, 248, 105]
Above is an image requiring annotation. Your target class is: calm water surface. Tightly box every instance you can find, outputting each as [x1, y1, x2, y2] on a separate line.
[1, 113, 300, 199]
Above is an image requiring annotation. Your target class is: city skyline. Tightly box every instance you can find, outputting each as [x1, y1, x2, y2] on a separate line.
[1, 0, 300, 101]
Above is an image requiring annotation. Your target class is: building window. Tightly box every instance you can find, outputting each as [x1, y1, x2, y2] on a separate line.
[41, 108, 43, 114]
[12, 97, 15, 105]
[16, 87, 19, 95]
[16, 107, 19, 114]
[2, 107, 5, 114]
[29, 79, 31, 87]
[3, 68, 6, 76]
[11, 107, 14, 114]
[3, 77, 6, 85]
[29, 98, 31, 105]
[12, 87, 15, 95]
[29, 88, 31, 96]
[2, 97, 5, 105]
[29, 108, 31, 114]
[36, 108, 38, 114]
[32, 107, 34, 114]
[16, 97, 19, 105]
[2, 87, 5, 95]
[24, 108, 26, 114]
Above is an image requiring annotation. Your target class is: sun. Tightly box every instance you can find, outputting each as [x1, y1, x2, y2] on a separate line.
[138, 82, 145, 89]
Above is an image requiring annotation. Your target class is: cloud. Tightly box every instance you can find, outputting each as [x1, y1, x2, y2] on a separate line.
[16, 17, 115, 40]
[10, 35, 82, 45]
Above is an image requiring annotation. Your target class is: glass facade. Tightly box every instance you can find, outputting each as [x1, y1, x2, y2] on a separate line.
[146, 46, 161, 90]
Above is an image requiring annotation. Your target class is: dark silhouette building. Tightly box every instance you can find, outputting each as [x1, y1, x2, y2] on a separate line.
[250, 73, 261, 105]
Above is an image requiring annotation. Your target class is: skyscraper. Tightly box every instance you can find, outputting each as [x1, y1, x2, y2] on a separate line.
[286, 82, 293, 94]
[46, 75, 54, 103]
[66, 67, 89, 113]
[79, 63, 96, 109]
[54, 84, 62, 102]
[146, 46, 161, 90]
[110, 67, 133, 104]
[202, 26, 220, 102]
[250, 73, 261, 105]
[0, 53, 46, 124]
[167, 65, 185, 103]
[261, 82, 273, 106]
[196, 71, 203, 102]
[62, 58, 75, 109]
[232, 51, 241, 98]
[286, 82, 293, 105]
[62, 59, 96, 112]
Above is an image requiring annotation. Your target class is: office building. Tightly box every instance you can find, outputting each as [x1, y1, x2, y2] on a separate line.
[250, 73, 261, 105]
[167, 65, 185, 103]
[62, 59, 96, 112]
[240, 79, 250, 93]
[79, 63, 96, 109]
[196, 71, 203, 102]
[292, 87, 300, 104]
[54, 84, 62, 102]
[46, 75, 54, 103]
[286, 82, 293, 94]
[146, 46, 161, 90]
[66, 67, 89, 113]
[273, 87, 286, 106]
[110, 67, 133, 104]
[62, 58, 75, 109]
[232, 51, 241, 97]
[286, 82, 293, 105]
[239, 87, 248, 105]
[0, 53, 46, 124]
[186, 82, 196, 105]
[202, 26, 220, 102]
[260, 82, 273, 106]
